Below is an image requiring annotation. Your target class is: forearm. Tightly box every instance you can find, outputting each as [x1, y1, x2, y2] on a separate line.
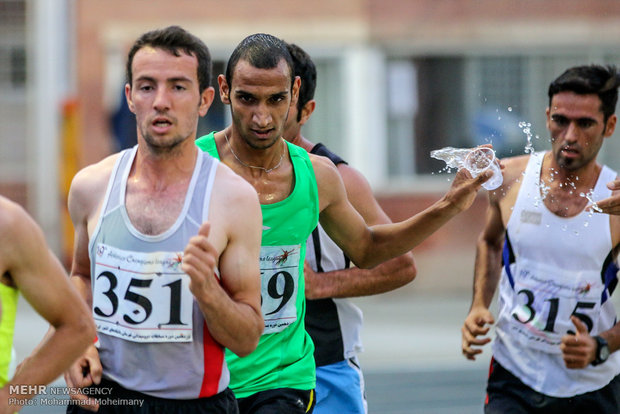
[195, 284, 263, 357]
[308, 253, 416, 299]
[359, 197, 461, 268]
[6, 317, 93, 401]
[471, 238, 503, 309]
[599, 322, 620, 354]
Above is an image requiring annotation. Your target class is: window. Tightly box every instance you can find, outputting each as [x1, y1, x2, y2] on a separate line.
[387, 53, 620, 177]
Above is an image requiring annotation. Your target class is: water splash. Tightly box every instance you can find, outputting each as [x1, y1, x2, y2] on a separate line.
[579, 189, 603, 213]
[539, 181, 551, 201]
[519, 121, 535, 154]
[430, 147, 471, 169]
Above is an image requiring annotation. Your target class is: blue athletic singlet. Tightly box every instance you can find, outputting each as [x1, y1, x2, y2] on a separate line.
[88, 146, 229, 399]
[493, 151, 620, 397]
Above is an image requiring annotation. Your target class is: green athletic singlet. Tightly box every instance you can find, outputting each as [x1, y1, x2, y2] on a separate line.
[196, 132, 319, 398]
[0, 282, 18, 386]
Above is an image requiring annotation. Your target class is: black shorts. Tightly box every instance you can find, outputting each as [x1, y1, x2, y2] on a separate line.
[66, 377, 239, 414]
[237, 388, 315, 414]
[485, 358, 620, 414]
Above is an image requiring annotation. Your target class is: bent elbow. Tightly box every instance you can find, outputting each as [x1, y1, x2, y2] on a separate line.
[232, 318, 263, 358]
[76, 312, 97, 350]
[232, 334, 261, 358]
[403, 253, 417, 283]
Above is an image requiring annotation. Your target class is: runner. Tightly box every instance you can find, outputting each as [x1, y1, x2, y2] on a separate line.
[64, 26, 263, 413]
[196, 32, 491, 413]
[461, 64, 620, 413]
[0, 196, 94, 413]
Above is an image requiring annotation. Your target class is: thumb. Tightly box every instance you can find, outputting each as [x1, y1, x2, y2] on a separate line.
[476, 169, 493, 184]
[607, 179, 620, 191]
[571, 316, 588, 335]
[198, 222, 211, 238]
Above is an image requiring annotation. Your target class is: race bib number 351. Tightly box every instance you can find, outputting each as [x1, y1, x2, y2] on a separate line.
[92, 244, 193, 343]
[260, 245, 301, 334]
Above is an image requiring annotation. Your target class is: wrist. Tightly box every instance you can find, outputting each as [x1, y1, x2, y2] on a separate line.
[592, 335, 610, 366]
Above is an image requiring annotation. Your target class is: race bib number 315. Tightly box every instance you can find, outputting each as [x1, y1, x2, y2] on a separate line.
[92, 244, 193, 343]
[260, 245, 301, 334]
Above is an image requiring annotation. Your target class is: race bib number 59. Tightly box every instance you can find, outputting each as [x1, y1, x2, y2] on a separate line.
[260, 245, 301, 334]
[92, 244, 193, 343]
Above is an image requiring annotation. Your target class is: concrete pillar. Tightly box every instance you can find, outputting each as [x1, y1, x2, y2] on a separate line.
[26, 0, 70, 253]
[341, 46, 388, 188]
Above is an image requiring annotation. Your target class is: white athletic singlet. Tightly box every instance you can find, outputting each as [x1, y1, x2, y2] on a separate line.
[88, 146, 229, 399]
[493, 151, 620, 397]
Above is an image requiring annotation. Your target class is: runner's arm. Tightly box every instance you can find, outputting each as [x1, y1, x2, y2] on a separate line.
[183, 170, 263, 357]
[461, 195, 505, 360]
[60, 166, 108, 411]
[0, 199, 95, 412]
[305, 163, 415, 299]
[314, 155, 491, 269]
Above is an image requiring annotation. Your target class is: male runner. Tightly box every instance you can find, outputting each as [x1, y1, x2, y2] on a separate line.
[461, 64, 620, 413]
[281, 42, 416, 414]
[0, 196, 95, 413]
[196, 33, 491, 413]
[65, 26, 263, 413]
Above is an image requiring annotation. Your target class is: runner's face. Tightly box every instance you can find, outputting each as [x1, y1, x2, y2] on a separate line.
[126, 47, 212, 153]
[546, 91, 615, 171]
[222, 58, 298, 150]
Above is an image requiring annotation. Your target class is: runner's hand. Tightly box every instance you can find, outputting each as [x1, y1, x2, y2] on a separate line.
[64, 344, 101, 411]
[595, 179, 620, 215]
[444, 145, 498, 212]
[560, 316, 597, 369]
[462, 306, 495, 360]
[303, 261, 321, 299]
[183, 222, 219, 300]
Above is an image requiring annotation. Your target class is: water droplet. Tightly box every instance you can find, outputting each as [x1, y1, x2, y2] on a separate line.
[508, 107, 513, 112]
[580, 190, 602, 213]
[561, 225, 567, 232]
[584, 221, 589, 227]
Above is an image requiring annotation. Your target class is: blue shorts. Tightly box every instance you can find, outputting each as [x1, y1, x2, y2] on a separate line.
[314, 357, 367, 414]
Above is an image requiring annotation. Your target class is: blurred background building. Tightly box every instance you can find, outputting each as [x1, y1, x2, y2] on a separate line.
[3, 0, 620, 294]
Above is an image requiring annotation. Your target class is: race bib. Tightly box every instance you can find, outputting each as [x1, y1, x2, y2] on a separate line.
[507, 258, 602, 353]
[260, 245, 301, 334]
[92, 244, 193, 343]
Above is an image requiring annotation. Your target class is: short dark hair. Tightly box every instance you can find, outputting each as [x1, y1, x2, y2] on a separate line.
[225, 33, 294, 89]
[287, 43, 317, 122]
[126, 25, 212, 94]
[548, 64, 620, 122]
